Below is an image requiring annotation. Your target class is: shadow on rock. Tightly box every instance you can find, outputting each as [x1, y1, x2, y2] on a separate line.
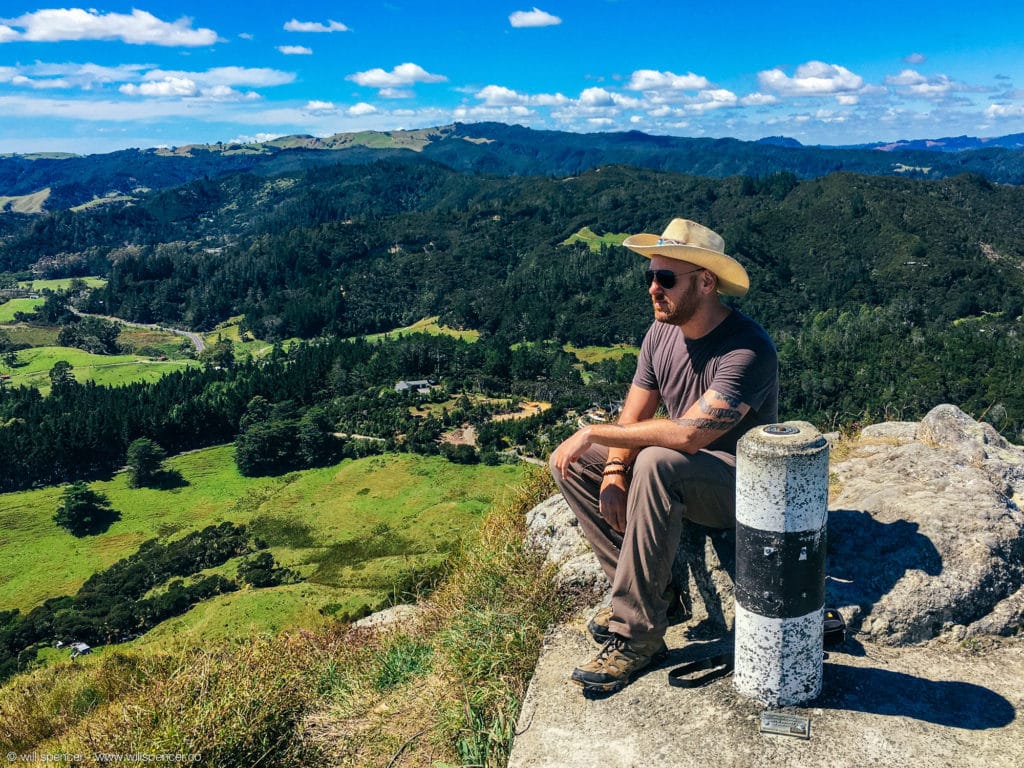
[819, 663, 1015, 729]
[826, 509, 942, 632]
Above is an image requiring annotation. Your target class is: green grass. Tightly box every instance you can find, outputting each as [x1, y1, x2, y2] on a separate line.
[564, 342, 639, 363]
[0, 298, 43, 323]
[0, 324, 61, 347]
[562, 226, 630, 252]
[361, 315, 480, 343]
[0, 346, 197, 392]
[203, 316, 284, 359]
[17, 277, 107, 291]
[0, 446, 526, 643]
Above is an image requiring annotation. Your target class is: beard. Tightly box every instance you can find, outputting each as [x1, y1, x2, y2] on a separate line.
[652, 275, 700, 325]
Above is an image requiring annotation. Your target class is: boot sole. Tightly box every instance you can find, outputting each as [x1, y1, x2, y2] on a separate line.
[571, 648, 667, 693]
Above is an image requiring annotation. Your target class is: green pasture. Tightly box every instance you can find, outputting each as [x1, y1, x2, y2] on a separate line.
[562, 226, 630, 252]
[0, 324, 60, 347]
[0, 298, 43, 323]
[0, 445, 526, 644]
[116, 326, 194, 357]
[17, 277, 107, 291]
[0, 346, 197, 392]
[362, 315, 480, 343]
[564, 342, 639, 364]
[203, 316, 281, 358]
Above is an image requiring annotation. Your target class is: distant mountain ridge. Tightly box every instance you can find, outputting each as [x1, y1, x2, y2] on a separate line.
[3, 122, 1024, 213]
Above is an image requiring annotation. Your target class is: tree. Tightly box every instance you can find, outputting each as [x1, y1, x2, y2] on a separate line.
[48, 360, 77, 394]
[126, 437, 167, 488]
[53, 481, 120, 536]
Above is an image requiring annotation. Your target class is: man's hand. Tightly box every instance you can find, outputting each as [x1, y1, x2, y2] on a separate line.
[551, 427, 593, 479]
[599, 473, 628, 532]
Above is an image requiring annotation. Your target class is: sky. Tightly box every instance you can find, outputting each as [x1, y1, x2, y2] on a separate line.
[2, 1, 1024, 155]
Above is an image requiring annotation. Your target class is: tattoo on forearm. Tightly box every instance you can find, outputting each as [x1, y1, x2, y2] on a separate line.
[698, 394, 742, 421]
[674, 416, 739, 431]
[672, 392, 744, 432]
[706, 389, 742, 408]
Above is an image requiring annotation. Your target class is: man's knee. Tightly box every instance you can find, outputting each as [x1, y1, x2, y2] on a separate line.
[631, 446, 689, 482]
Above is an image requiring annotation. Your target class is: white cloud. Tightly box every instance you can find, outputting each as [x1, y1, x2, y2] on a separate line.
[758, 61, 864, 97]
[476, 85, 525, 105]
[3, 8, 218, 46]
[740, 92, 777, 106]
[348, 102, 377, 116]
[121, 77, 198, 98]
[278, 45, 312, 55]
[283, 19, 349, 33]
[986, 103, 1024, 118]
[688, 89, 738, 112]
[626, 70, 711, 91]
[905, 52, 927, 65]
[379, 88, 414, 99]
[578, 87, 641, 109]
[0, 24, 18, 43]
[347, 63, 447, 91]
[509, 8, 562, 28]
[303, 100, 337, 116]
[11, 74, 70, 89]
[143, 67, 295, 88]
[885, 69, 958, 98]
[118, 79, 255, 101]
[474, 84, 567, 107]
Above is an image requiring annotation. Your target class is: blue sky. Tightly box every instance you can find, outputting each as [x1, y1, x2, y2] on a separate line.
[2, 1, 1023, 155]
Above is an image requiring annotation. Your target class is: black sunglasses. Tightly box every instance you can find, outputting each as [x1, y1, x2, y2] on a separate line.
[644, 267, 704, 290]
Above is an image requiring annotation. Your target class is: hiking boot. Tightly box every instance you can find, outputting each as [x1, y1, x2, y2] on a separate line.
[586, 590, 690, 644]
[571, 633, 668, 694]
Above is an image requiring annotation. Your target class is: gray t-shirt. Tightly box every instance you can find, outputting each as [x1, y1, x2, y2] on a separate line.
[632, 310, 779, 463]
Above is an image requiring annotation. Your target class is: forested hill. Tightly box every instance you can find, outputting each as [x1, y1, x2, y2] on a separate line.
[4, 159, 1022, 342]
[4, 122, 1024, 213]
[2, 156, 1023, 441]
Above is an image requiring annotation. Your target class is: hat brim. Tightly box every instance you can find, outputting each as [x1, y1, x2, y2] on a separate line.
[623, 233, 750, 297]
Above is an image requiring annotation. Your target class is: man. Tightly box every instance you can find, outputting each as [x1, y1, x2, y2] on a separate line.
[550, 217, 778, 694]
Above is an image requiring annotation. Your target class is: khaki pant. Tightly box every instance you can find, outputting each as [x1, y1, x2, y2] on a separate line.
[550, 443, 736, 641]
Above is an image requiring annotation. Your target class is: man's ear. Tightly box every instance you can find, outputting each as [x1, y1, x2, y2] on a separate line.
[701, 270, 719, 294]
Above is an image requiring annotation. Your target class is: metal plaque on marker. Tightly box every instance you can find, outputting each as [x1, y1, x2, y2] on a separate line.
[759, 711, 811, 739]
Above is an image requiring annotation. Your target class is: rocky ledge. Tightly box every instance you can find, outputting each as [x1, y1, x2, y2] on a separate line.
[512, 405, 1024, 768]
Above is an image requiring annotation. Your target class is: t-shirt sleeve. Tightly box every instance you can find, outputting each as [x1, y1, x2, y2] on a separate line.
[709, 341, 778, 411]
[631, 324, 659, 391]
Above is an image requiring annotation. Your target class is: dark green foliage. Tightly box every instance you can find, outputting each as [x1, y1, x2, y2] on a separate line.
[126, 438, 168, 487]
[53, 481, 120, 536]
[56, 316, 120, 355]
[237, 551, 298, 588]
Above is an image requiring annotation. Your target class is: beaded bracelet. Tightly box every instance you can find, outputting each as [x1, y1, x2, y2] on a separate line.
[602, 467, 628, 477]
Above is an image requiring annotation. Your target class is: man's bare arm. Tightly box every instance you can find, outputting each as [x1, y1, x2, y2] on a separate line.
[552, 388, 749, 477]
[604, 385, 661, 468]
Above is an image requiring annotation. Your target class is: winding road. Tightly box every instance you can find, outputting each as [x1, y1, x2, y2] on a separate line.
[68, 307, 206, 353]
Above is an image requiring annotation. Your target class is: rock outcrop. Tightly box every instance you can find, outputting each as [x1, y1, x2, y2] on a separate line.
[828, 404, 1024, 644]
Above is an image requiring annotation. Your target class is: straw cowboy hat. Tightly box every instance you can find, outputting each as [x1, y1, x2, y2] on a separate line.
[623, 218, 750, 297]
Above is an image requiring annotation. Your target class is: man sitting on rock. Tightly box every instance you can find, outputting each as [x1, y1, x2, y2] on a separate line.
[551, 217, 779, 694]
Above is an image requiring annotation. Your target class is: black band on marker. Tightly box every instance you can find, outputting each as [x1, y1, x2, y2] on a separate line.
[734, 522, 827, 619]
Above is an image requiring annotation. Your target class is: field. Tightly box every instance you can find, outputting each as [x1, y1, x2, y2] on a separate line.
[0, 445, 527, 644]
[362, 315, 480, 343]
[17, 277, 107, 291]
[564, 342, 639, 363]
[561, 225, 630, 252]
[1, 346, 196, 392]
[0, 298, 43, 323]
